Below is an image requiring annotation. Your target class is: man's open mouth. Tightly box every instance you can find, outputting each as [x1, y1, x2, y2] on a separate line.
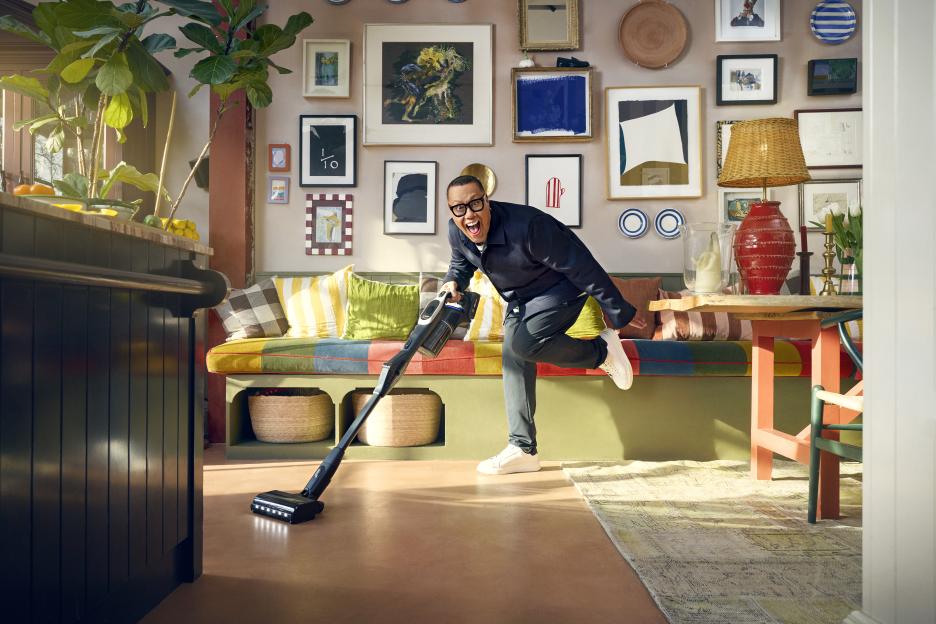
[466, 222, 481, 236]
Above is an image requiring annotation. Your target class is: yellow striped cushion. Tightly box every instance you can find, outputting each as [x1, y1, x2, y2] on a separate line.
[275, 265, 353, 338]
[465, 271, 506, 341]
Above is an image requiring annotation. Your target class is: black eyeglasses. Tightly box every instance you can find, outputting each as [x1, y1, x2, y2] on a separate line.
[448, 196, 486, 217]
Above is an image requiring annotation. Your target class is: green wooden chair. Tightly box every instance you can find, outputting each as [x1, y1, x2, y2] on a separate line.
[808, 309, 863, 524]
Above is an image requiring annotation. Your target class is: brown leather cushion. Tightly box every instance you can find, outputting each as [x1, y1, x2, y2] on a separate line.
[607, 276, 661, 339]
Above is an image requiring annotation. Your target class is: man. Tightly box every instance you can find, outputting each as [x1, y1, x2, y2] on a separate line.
[440, 175, 645, 475]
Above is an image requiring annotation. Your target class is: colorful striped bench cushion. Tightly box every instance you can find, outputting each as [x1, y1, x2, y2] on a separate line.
[207, 337, 859, 378]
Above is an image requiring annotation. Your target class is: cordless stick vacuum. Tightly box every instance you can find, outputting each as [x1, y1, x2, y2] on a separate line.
[251, 290, 480, 524]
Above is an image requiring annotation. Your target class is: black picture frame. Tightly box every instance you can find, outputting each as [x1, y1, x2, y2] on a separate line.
[299, 114, 357, 187]
[716, 54, 778, 106]
[383, 160, 438, 235]
[807, 58, 858, 96]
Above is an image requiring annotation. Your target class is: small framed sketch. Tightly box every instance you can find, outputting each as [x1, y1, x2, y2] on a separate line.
[794, 108, 862, 169]
[306, 193, 353, 256]
[525, 154, 582, 227]
[718, 187, 772, 223]
[299, 115, 356, 187]
[512, 67, 592, 141]
[798, 178, 861, 231]
[268, 143, 290, 172]
[302, 39, 351, 98]
[715, 0, 781, 42]
[384, 161, 438, 235]
[716, 55, 778, 105]
[808, 58, 858, 96]
[268, 176, 289, 204]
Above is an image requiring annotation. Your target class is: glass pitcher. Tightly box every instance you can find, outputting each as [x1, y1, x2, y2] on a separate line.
[680, 222, 736, 294]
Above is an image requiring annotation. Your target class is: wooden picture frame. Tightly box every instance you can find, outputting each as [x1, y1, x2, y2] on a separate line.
[299, 115, 356, 187]
[305, 193, 353, 256]
[519, 0, 580, 51]
[363, 23, 493, 145]
[383, 160, 438, 235]
[798, 178, 861, 231]
[525, 154, 583, 228]
[302, 39, 351, 98]
[794, 108, 863, 169]
[512, 67, 592, 142]
[268, 143, 290, 172]
[605, 85, 702, 199]
[716, 54, 778, 106]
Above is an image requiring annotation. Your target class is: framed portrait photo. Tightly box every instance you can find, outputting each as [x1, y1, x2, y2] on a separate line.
[717, 187, 772, 223]
[268, 143, 290, 172]
[794, 108, 862, 169]
[715, 0, 781, 42]
[512, 67, 592, 142]
[716, 54, 778, 106]
[363, 23, 493, 146]
[267, 176, 289, 204]
[519, 0, 580, 51]
[807, 58, 858, 96]
[384, 161, 438, 235]
[306, 193, 353, 256]
[302, 39, 351, 98]
[798, 178, 861, 231]
[525, 154, 582, 228]
[299, 115, 356, 187]
[605, 85, 702, 200]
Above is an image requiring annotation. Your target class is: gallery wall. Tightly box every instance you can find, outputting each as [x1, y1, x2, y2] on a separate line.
[255, 0, 862, 275]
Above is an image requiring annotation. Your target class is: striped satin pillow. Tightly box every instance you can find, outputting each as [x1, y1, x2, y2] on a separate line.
[655, 289, 752, 341]
[464, 271, 507, 341]
[275, 265, 353, 338]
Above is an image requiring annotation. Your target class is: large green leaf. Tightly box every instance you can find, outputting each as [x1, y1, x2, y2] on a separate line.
[115, 10, 146, 30]
[267, 59, 291, 75]
[60, 39, 96, 56]
[95, 53, 133, 96]
[0, 15, 52, 46]
[54, 172, 90, 198]
[0, 74, 50, 102]
[126, 40, 170, 92]
[55, 0, 123, 30]
[232, 1, 265, 33]
[82, 32, 119, 60]
[73, 25, 121, 39]
[128, 86, 149, 128]
[60, 58, 96, 83]
[98, 161, 171, 201]
[179, 23, 223, 53]
[215, 0, 236, 19]
[13, 113, 59, 133]
[31, 3, 59, 44]
[142, 33, 176, 55]
[173, 47, 199, 58]
[282, 12, 313, 38]
[156, 0, 222, 26]
[103, 91, 133, 130]
[46, 125, 66, 153]
[245, 81, 271, 109]
[191, 55, 236, 85]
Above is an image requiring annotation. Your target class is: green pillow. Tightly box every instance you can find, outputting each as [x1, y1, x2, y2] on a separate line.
[342, 273, 420, 340]
[565, 296, 607, 339]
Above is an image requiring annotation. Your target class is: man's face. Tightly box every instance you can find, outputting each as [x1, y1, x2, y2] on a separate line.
[448, 182, 491, 244]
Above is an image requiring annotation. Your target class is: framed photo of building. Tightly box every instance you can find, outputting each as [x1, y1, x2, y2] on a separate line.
[716, 54, 778, 105]
[383, 161, 438, 235]
[525, 154, 582, 227]
[715, 0, 781, 42]
[794, 108, 862, 169]
[605, 86, 702, 199]
[362, 23, 493, 145]
[807, 58, 858, 96]
[302, 39, 351, 98]
[299, 115, 356, 187]
[268, 176, 290, 204]
[268, 143, 290, 172]
[798, 178, 861, 231]
[512, 67, 592, 142]
[306, 193, 353, 256]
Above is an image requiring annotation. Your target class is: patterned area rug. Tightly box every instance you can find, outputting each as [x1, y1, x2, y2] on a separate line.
[563, 460, 862, 624]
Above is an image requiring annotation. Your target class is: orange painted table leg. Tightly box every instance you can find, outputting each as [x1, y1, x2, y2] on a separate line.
[814, 325, 842, 520]
[751, 325, 775, 481]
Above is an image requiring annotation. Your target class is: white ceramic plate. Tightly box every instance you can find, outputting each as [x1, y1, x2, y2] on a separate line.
[619, 208, 649, 239]
[654, 208, 684, 239]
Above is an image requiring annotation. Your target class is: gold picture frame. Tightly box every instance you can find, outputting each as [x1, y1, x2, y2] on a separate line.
[511, 67, 592, 142]
[519, 0, 580, 51]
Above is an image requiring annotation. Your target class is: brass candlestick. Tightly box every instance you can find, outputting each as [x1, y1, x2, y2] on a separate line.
[819, 231, 837, 296]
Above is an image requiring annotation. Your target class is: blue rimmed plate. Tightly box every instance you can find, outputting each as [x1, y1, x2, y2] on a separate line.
[618, 208, 649, 239]
[654, 208, 684, 239]
[810, 1, 857, 44]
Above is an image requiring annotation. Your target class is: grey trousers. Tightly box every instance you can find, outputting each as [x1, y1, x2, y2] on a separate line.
[502, 297, 609, 455]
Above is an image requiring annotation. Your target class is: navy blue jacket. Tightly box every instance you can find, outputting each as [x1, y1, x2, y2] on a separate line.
[444, 201, 636, 328]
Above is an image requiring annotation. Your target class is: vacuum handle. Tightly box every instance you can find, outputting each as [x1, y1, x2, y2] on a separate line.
[301, 446, 345, 499]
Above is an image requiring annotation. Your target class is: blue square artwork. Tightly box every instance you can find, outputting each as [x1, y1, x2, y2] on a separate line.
[516, 75, 587, 136]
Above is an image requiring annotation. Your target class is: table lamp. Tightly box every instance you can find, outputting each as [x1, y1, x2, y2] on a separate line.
[717, 118, 811, 295]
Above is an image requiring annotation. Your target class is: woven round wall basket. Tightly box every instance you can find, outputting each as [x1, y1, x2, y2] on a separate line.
[352, 390, 442, 447]
[248, 392, 334, 443]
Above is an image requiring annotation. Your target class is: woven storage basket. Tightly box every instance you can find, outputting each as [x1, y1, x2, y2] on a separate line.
[352, 391, 441, 447]
[247, 393, 334, 443]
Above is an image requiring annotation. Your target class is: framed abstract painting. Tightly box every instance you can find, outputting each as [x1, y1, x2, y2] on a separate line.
[299, 115, 356, 187]
[268, 176, 290, 204]
[363, 23, 493, 145]
[525, 154, 582, 227]
[383, 160, 438, 235]
[605, 86, 702, 199]
[302, 39, 351, 98]
[716, 54, 778, 105]
[512, 67, 592, 142]
[305, 193, 353, 256]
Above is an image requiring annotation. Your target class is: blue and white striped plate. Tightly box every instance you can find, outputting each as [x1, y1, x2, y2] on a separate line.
[654, 208, 684, 239]
[619, 208, 649, 239]
[810, 1, 857, 44]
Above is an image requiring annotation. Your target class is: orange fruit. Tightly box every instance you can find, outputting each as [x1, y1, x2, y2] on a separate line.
[12, 184, 32, 196]
[29, 183, 55, 195]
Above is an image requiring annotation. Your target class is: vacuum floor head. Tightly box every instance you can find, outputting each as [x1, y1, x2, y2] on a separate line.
[252, 490, 324, 524]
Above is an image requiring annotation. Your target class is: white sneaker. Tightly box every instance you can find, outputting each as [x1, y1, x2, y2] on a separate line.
[598, 328, 633, 390]
[476, 444, 541, 475]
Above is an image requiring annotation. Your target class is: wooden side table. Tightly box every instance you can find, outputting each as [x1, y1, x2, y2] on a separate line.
[649, 295, 863, 519]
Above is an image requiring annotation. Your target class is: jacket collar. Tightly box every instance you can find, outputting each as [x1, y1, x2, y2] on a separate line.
[484, 201, 506, 246]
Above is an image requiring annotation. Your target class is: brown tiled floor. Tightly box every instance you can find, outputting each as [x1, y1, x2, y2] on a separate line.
[142, 446, 665, 624]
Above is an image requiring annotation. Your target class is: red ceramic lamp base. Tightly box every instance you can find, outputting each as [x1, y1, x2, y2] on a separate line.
[733, 200, 796, 295]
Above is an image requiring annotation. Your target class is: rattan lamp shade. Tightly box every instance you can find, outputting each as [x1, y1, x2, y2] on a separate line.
[717, 118, 811, 189]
